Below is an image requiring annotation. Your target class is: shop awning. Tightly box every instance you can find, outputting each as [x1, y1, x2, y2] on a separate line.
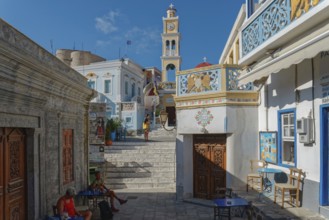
[238, 29, 329, 85]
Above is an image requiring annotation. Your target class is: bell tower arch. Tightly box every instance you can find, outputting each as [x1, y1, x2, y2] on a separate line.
[161, 3, 181, 82]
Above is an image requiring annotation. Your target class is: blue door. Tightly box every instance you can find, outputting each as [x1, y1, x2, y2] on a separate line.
[320, 106, 329, 205]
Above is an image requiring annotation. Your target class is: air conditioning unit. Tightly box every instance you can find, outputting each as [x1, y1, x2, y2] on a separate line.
[297, 117, 313, 144]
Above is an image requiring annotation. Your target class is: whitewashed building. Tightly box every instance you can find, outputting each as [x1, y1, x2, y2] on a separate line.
[175, 62, 257, 200]
[237, 0, 329, 216]
[57, 50, 145, 135]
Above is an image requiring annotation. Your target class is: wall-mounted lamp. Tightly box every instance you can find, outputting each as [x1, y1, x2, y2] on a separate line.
[159, 110, 175, 131]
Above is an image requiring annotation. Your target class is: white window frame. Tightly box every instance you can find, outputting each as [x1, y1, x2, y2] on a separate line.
[279, 109, 296, 167]
[104, 79, 112, 94]
[88, 80, 96, 89]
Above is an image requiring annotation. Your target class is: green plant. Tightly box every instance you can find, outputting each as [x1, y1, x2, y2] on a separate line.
[112, 118, 122, 131]
[105, 119, 114, 141]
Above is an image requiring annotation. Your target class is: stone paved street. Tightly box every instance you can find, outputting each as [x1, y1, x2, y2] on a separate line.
[87, 188, 328, 220]
[83, 133, 329, 220]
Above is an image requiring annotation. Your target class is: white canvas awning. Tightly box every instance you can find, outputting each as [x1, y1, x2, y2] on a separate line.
[239, 29, 329, 85]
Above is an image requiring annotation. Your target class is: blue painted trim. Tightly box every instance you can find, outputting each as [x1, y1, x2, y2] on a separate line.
[277, 108, 296, 168]
[246, 0, 254, 18]
[320, 104, 329, 205]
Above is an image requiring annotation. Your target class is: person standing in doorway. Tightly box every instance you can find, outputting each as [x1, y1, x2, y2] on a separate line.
[143, 114, 150, 141]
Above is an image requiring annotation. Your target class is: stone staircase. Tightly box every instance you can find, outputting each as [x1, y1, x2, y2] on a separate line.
[103, 128, 176, 190]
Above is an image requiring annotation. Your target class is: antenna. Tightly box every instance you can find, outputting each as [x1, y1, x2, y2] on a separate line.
[50, 40, 54, 54]
[125, 40, 131, 58]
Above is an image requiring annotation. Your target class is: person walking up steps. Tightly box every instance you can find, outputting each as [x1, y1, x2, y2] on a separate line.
[143, 114, 150, 141]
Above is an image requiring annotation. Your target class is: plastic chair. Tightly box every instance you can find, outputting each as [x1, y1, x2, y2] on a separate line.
[274, 168, 304, 208]
[246, 160, 266, 192]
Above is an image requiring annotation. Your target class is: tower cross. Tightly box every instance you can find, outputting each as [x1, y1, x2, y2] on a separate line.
[169, 3, 174, 9]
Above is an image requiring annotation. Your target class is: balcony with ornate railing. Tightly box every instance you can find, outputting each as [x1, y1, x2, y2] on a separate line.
[175, 65, 256, 109]
[241, 0, 325, 63]
[157, 81, 176, 90]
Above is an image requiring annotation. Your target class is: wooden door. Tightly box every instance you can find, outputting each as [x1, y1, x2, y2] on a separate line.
[0, 128, 26, 220]
[166, 107, 176, 126]
[193, 134, 226, 199]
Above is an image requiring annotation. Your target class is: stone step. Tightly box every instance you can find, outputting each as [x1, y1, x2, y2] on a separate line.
[101, 136, 176, 190]
[105, 161, 175, 167]
[107, 171, 175, 178]
[106, 166, 175, 173]
[107, 182, 176, 190]
[108, 143, 176, 149]
[104, 155, 175, 163]
[105, 176, 175, 184]
[105, 148, 175, 154]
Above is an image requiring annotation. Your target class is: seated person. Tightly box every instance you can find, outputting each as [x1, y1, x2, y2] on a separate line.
[90, 171, 127, 212]
[57, 187, 92, 220]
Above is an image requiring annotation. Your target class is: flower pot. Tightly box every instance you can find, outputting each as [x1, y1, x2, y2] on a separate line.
[105, 140, 112, 146]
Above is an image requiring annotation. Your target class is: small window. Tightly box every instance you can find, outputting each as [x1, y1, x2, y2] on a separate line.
[125, 116, 132, 124]
[279, 110, 296, 166]
[125, 81, 128, 95]
[104, 80, 111, 93]
[88, 81, 95, 89]
[132, 83, 135, 97]
[138, 87, 141, 96]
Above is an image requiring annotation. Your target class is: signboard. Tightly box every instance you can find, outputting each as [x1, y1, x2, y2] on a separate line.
[259, 131, 277, 164]
[89, 145, 105, 162]
[89, 103, 106, 144]
[320, 51, 329, 85]
[320, 51, 329, 103]
[121, 103, 135, 111]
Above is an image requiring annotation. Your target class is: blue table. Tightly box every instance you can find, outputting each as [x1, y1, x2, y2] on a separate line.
[213, 198, 250, 220]
[77, 190, 108, 211]
[257, 168, 282, 192]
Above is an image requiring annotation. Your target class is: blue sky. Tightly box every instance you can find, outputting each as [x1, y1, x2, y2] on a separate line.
[1, 0, 245, 81]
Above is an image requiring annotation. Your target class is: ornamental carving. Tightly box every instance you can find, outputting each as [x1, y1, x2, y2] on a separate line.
[8, 180, 24, 193]
[213, 146, 225, 168]
[10, 141, 20, 179]
[291, 0, 320, 20]
[178, 68, 221, 95]
[10, 206, 20, 220]
[195, 109, 214, 129]
[242, 0, 323, 56]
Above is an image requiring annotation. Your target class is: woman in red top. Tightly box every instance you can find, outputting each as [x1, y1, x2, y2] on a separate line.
[57, 187, 92, 220]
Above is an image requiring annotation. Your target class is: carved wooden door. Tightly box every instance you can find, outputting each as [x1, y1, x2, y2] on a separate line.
[193, 135, 226, 199]
[0, 128, 26, 220]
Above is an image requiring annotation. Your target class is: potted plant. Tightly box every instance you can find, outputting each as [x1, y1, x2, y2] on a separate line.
[112, 118, 123, 141]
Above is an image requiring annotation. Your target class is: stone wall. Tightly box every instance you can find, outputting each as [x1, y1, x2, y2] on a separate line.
[0, 19, 96, 219]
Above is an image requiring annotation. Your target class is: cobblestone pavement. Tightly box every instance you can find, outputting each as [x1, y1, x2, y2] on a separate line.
[88, 188, 327, 220]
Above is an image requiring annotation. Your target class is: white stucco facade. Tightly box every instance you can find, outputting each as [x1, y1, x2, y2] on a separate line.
[73, 58, 145, 133]
[238, 0, 329, 215]
[176, 105, 259, 200]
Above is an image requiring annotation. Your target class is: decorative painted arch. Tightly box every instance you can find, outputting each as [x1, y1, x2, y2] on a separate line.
[86, 72, 97, 78]
[166, 64, 176, 71]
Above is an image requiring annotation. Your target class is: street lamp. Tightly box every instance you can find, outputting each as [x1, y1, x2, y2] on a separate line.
[159, 110, 175, 131]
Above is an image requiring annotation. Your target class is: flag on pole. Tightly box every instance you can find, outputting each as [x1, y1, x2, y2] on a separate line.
[126, 40, 132, 45]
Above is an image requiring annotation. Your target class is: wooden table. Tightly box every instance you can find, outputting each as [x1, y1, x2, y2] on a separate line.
[213, 198, 251, 220]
